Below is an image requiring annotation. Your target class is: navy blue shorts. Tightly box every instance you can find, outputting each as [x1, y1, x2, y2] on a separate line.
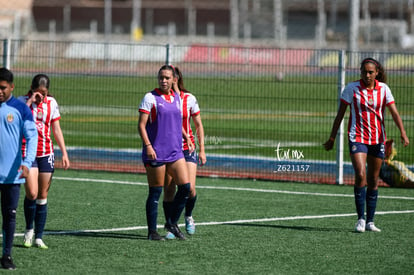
[144, 151, 197, 167]
[348, 141, 385, 159]
[32, 155, 55, 173]
[144, 161, 165, 168]
[183, 149, 198, 164]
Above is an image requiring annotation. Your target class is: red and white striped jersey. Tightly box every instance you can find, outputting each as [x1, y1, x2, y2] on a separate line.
[180, 91, 200, 151]
[341, 79, 394, 145]
[19, 95, 61, 157]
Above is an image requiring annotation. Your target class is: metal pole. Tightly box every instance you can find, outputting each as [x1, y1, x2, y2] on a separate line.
[274, 0, 283, 42]
[243, 22, 251, 46]
[336, 50, 346, 185]
[207, 23, 215, 67]
[13, 13, 21, 39]
[409, 0, 414, 33]
[131, 0, 142, 40]
[167, 22, 176, 44]
[63, 4, 71, 34]
[3, 39, 11, 69]
[348, 0, 360, 56]
[166, 44, 172, 65]
[329, 0, 338, 31]
[316, 0, 326, 48]
[230, 0, 239, 42]
[145, 9, 154, 35]
[132, 0, 142, 29]
[48, 21, 56, 69]
[362, 0, 370, 45]
[241, 0, 248, 38]
[104, 0, 112, 40]
[186, 0, 196, 37]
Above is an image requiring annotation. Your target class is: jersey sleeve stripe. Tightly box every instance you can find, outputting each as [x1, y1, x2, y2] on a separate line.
[190, 110, 200, 116]
[139, 109, 150, 114]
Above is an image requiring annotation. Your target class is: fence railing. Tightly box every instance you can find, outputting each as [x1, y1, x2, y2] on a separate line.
[2, 39, 413, 185]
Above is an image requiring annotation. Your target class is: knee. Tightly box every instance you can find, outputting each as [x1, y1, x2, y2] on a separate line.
[355, 170, 366, 182]
[25, 192, 37, 201]
[5, 208, 17, 221]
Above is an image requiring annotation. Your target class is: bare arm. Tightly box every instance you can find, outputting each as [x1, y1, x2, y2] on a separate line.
[138, 112, 156, 160]
[52, 120, 70, 170]
[18, 165, 30, 179]
[388, 103, 409, 147]
[182, 127, 195, 152]
[26, 91, 44, 106]
[323, 101, 348, 151]
[192, 114, 206, 166]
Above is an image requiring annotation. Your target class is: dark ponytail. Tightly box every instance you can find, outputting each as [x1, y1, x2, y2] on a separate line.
[173, 66, 190, 93]
[29, 74, 52, 96]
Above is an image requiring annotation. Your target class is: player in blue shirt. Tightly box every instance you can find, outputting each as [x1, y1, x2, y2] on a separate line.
[0, 68, 38, 270]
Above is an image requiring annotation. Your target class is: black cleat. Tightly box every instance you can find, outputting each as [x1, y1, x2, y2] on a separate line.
[148, 231, 165, 241]
[1, 255, 16, 270]
[164, 224, 176, 240]
[169, 224, 186, 240]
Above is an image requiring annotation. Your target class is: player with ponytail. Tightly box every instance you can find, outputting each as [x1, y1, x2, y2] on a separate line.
[324, 57, 409, 233]
[18, 74, 70, 249]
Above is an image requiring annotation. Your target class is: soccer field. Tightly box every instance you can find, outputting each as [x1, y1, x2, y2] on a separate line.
[7, 169, 414, 274]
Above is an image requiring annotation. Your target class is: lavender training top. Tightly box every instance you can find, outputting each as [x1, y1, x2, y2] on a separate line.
[139, 89, 184, 163]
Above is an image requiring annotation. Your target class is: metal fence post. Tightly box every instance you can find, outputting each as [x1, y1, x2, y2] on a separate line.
[2, 39, 11, 69]
[166, 43, 172, 65]
[336, 50, 346, 185]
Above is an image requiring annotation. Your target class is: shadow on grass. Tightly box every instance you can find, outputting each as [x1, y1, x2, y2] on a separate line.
[41, 230, 147, 240]
[226, 223, 350, 233]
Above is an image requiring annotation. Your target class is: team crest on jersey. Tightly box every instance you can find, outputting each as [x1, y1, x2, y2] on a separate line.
[7, 113, 14, 123]
[367, 95, 374, 105]
[37, 110, 43, 120]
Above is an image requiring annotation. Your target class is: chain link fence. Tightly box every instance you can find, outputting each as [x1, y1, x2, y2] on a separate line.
[1, 39, 413, 185]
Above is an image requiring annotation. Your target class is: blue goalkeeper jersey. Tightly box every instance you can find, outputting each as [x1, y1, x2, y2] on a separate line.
[0, 95, 37, 184]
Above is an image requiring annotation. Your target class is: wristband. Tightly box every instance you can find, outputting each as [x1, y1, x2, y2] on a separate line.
[145, 144, 151, 147]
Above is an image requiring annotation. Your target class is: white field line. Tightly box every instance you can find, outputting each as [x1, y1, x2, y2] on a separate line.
[54, 176, 414, 200]
[12, 210, 414, 237]
[9, 177, 414, 237]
